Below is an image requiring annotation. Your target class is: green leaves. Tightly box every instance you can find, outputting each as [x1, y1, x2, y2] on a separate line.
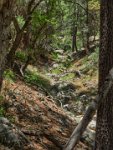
[24, 70, 51, 90]
[16, 15, 25, 29]
[15, 51, 27, 62]
[3, 70, 15, 81]
[32, 11, 47, 27]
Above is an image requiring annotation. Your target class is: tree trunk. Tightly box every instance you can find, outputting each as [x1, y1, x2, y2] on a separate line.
[0, 1, 15, 91]
[72, 26, 78, 52]
[95, 0, 113, 149]
[21, 55, 31, 74]
[72, 0, 78, 53]
[86, 0, 89, 53]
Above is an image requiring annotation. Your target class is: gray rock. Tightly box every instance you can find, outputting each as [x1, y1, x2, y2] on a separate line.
[0, 117, 30, 149]
[0, 117, 10, 125]
[50, 82, 76, 104]
[55, 49, 64, 54]
[52, 63, 59, 68]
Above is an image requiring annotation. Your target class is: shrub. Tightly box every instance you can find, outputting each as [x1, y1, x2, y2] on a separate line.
[24, 70, 51, 90]
[3, 70, 15, 81]
[15, 51, 27, 62]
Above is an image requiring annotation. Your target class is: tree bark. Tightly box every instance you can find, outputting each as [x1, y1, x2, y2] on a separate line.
[72, 26, 78, 52]
[0, 1, 15, 91]
[86, 0, 89, 53]
[72, 0, 78, 53]
[95, 0, 113, 150]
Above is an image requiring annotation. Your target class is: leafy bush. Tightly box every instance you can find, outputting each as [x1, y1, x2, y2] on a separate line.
[3, 70, 15, 81]
[62, 58, 72, 68]
[15, 51, 27, 62]
[16, 15, 25, 28]
[81, 48, 99, 73]
[51, 52, 59, 61]
[24, 70, 51, 90]
[0, 107, 5, 117]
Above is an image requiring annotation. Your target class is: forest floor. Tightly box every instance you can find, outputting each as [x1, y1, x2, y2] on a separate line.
[1, 80, 90, 150]
[0, 49, 98, 150]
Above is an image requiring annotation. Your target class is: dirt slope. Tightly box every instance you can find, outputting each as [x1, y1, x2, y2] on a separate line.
[1, 80, 90, 150]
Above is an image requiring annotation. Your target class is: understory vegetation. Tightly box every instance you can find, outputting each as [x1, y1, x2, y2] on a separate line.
[0, 0, 101, 150]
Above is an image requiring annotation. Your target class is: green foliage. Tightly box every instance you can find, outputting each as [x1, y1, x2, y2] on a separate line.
[15, 51, 27, 62]
[0, 95, 4, 103]
[16, 15, 25, 28]
[63, 59, 72, 68]
[24, 70, 51, 90]
[51, 68, 62, 74]
[0, 95, 5, 117]
[0, 107, 5, 117]
[81, 48, 99, 74]
[12, 0, 99, 84]
[3, 70, 15, 81]
[61, 73, 75, 81]
[51, 51, 60, 61]
[32, 11, 47, 28]
[88, 48, 99, 65]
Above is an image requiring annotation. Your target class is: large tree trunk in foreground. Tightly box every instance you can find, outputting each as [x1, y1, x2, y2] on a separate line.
[0, 1, 15, 91]
[63, 68, 113, 150]
[95, 0, 113, 150]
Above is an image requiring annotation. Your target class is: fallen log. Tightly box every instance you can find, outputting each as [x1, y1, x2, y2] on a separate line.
[63, 68, 113, 150]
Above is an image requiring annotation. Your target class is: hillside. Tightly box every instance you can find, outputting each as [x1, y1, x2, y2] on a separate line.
[0, 49, 98, 150]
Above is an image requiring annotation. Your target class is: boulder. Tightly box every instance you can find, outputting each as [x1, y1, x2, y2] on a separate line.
[50, 82, 76, 105]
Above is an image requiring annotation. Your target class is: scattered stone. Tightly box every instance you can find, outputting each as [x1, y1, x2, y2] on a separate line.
[50, 81, 76, 104]
[0, 117, 27, 149]
[55, 49, 64, 54]
[52, 63, 59, 68]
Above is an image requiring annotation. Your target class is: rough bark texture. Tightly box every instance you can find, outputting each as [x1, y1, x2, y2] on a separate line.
[0, 0, 15, 91]
[72, 26, 78, 52]
[95, 0, 113, 150]
[86, 0, 89, 53]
